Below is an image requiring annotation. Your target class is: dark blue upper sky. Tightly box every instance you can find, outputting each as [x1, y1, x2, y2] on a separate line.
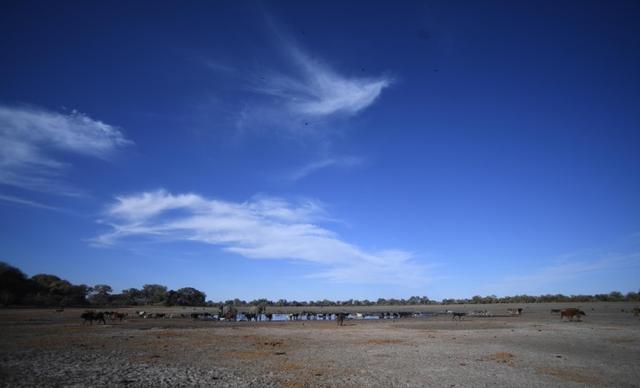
[1, 0, 638, 300]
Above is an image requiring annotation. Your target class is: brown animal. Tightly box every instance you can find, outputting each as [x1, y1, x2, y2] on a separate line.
[81, 311, 106, 325]
[560, 308, 585, 321]
[112, 312, 127, 321]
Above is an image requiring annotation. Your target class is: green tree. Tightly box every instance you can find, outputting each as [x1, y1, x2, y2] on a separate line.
[142, 284, 168, 304]
[89, 284, 112, 305]
[175, 287, 206, 306]
[0, 262, 31, 305]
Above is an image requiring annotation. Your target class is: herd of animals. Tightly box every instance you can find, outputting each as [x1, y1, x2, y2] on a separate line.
[78, 306, 640, 325]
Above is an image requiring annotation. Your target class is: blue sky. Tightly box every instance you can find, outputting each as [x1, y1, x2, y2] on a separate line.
[1, 0, 639, 301]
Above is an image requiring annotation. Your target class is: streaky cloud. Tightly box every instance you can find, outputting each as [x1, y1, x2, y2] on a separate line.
[93, 189, 427, 286]
[287, 156, 364, 181]
[0, 105, 132, 195]
[236, 40, 392, 134]
[0, 193, 61, 211]
[258, 45, 392, 117]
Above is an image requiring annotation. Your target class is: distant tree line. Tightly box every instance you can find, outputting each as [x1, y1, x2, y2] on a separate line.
[1, 262, 638, 308]
[0, 262, 206, 307]
[440, 292, 640, 304]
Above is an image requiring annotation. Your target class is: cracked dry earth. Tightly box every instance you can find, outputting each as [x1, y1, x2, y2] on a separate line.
[1, 306, 639, 387]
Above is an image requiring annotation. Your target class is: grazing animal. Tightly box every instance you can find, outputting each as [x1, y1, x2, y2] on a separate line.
[632, 307, 640, 317]
[81, 311, 106, 325]
[550, 309, 561, 314]
[560, 308, 586, 321]
[94, 312, 106, 324]
[336, 312, 347, 326]
[81, 311, 95, 324]
[452, 312, 466, 320]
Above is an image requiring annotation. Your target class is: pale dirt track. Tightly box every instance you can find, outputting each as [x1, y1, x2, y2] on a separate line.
[1, 303, 639, 387]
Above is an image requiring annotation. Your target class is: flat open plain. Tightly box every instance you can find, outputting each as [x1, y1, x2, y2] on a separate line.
[1, 303, 639, 387]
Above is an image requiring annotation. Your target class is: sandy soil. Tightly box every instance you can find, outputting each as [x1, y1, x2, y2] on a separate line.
[1, 303, 639, 387]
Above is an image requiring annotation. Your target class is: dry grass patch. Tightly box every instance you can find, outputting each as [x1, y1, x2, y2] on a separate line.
[223, 350, 265, 360]
[256, 340, 286, 350]
[280, 381, 306, 388]
[151, 330, 183, 338]
[607, 336, 635, 344]
[279, 362, 303, 372]
[364, 338, 406, 345]
[535, 367, 599, 385]
[484, 352, 515, 365]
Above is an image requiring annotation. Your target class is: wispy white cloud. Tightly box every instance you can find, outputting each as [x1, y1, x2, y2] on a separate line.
[93, 189, 427, 285]
[287, 156, 364, 181]
[0, 193, 61, 211]
[231, 40, 392, 135]
[0, 105, 132, 195]
[256, 46, 391, 117]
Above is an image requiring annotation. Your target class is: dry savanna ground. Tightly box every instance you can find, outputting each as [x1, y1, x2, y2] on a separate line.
[1, 303, 639, 387]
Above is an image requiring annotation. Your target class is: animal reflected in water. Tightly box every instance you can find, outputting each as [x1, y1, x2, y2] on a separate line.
[560, 308, 586, 321]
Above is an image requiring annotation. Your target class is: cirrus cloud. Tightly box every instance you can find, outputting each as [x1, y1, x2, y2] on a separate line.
[0, 105, 132, 196]
[93, 189, 428, 285]
[227, 38, 393, 136]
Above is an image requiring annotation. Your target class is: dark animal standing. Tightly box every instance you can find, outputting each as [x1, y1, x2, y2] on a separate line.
[246, 305, 264, 322]
[560, 308, 586, 321]
[81, 311, 106, 325]
[452, 312, 466, 320]
[336, 312, 347, 326]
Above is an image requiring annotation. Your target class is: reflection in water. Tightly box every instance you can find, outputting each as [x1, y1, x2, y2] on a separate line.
[233, 312, 434, 321]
